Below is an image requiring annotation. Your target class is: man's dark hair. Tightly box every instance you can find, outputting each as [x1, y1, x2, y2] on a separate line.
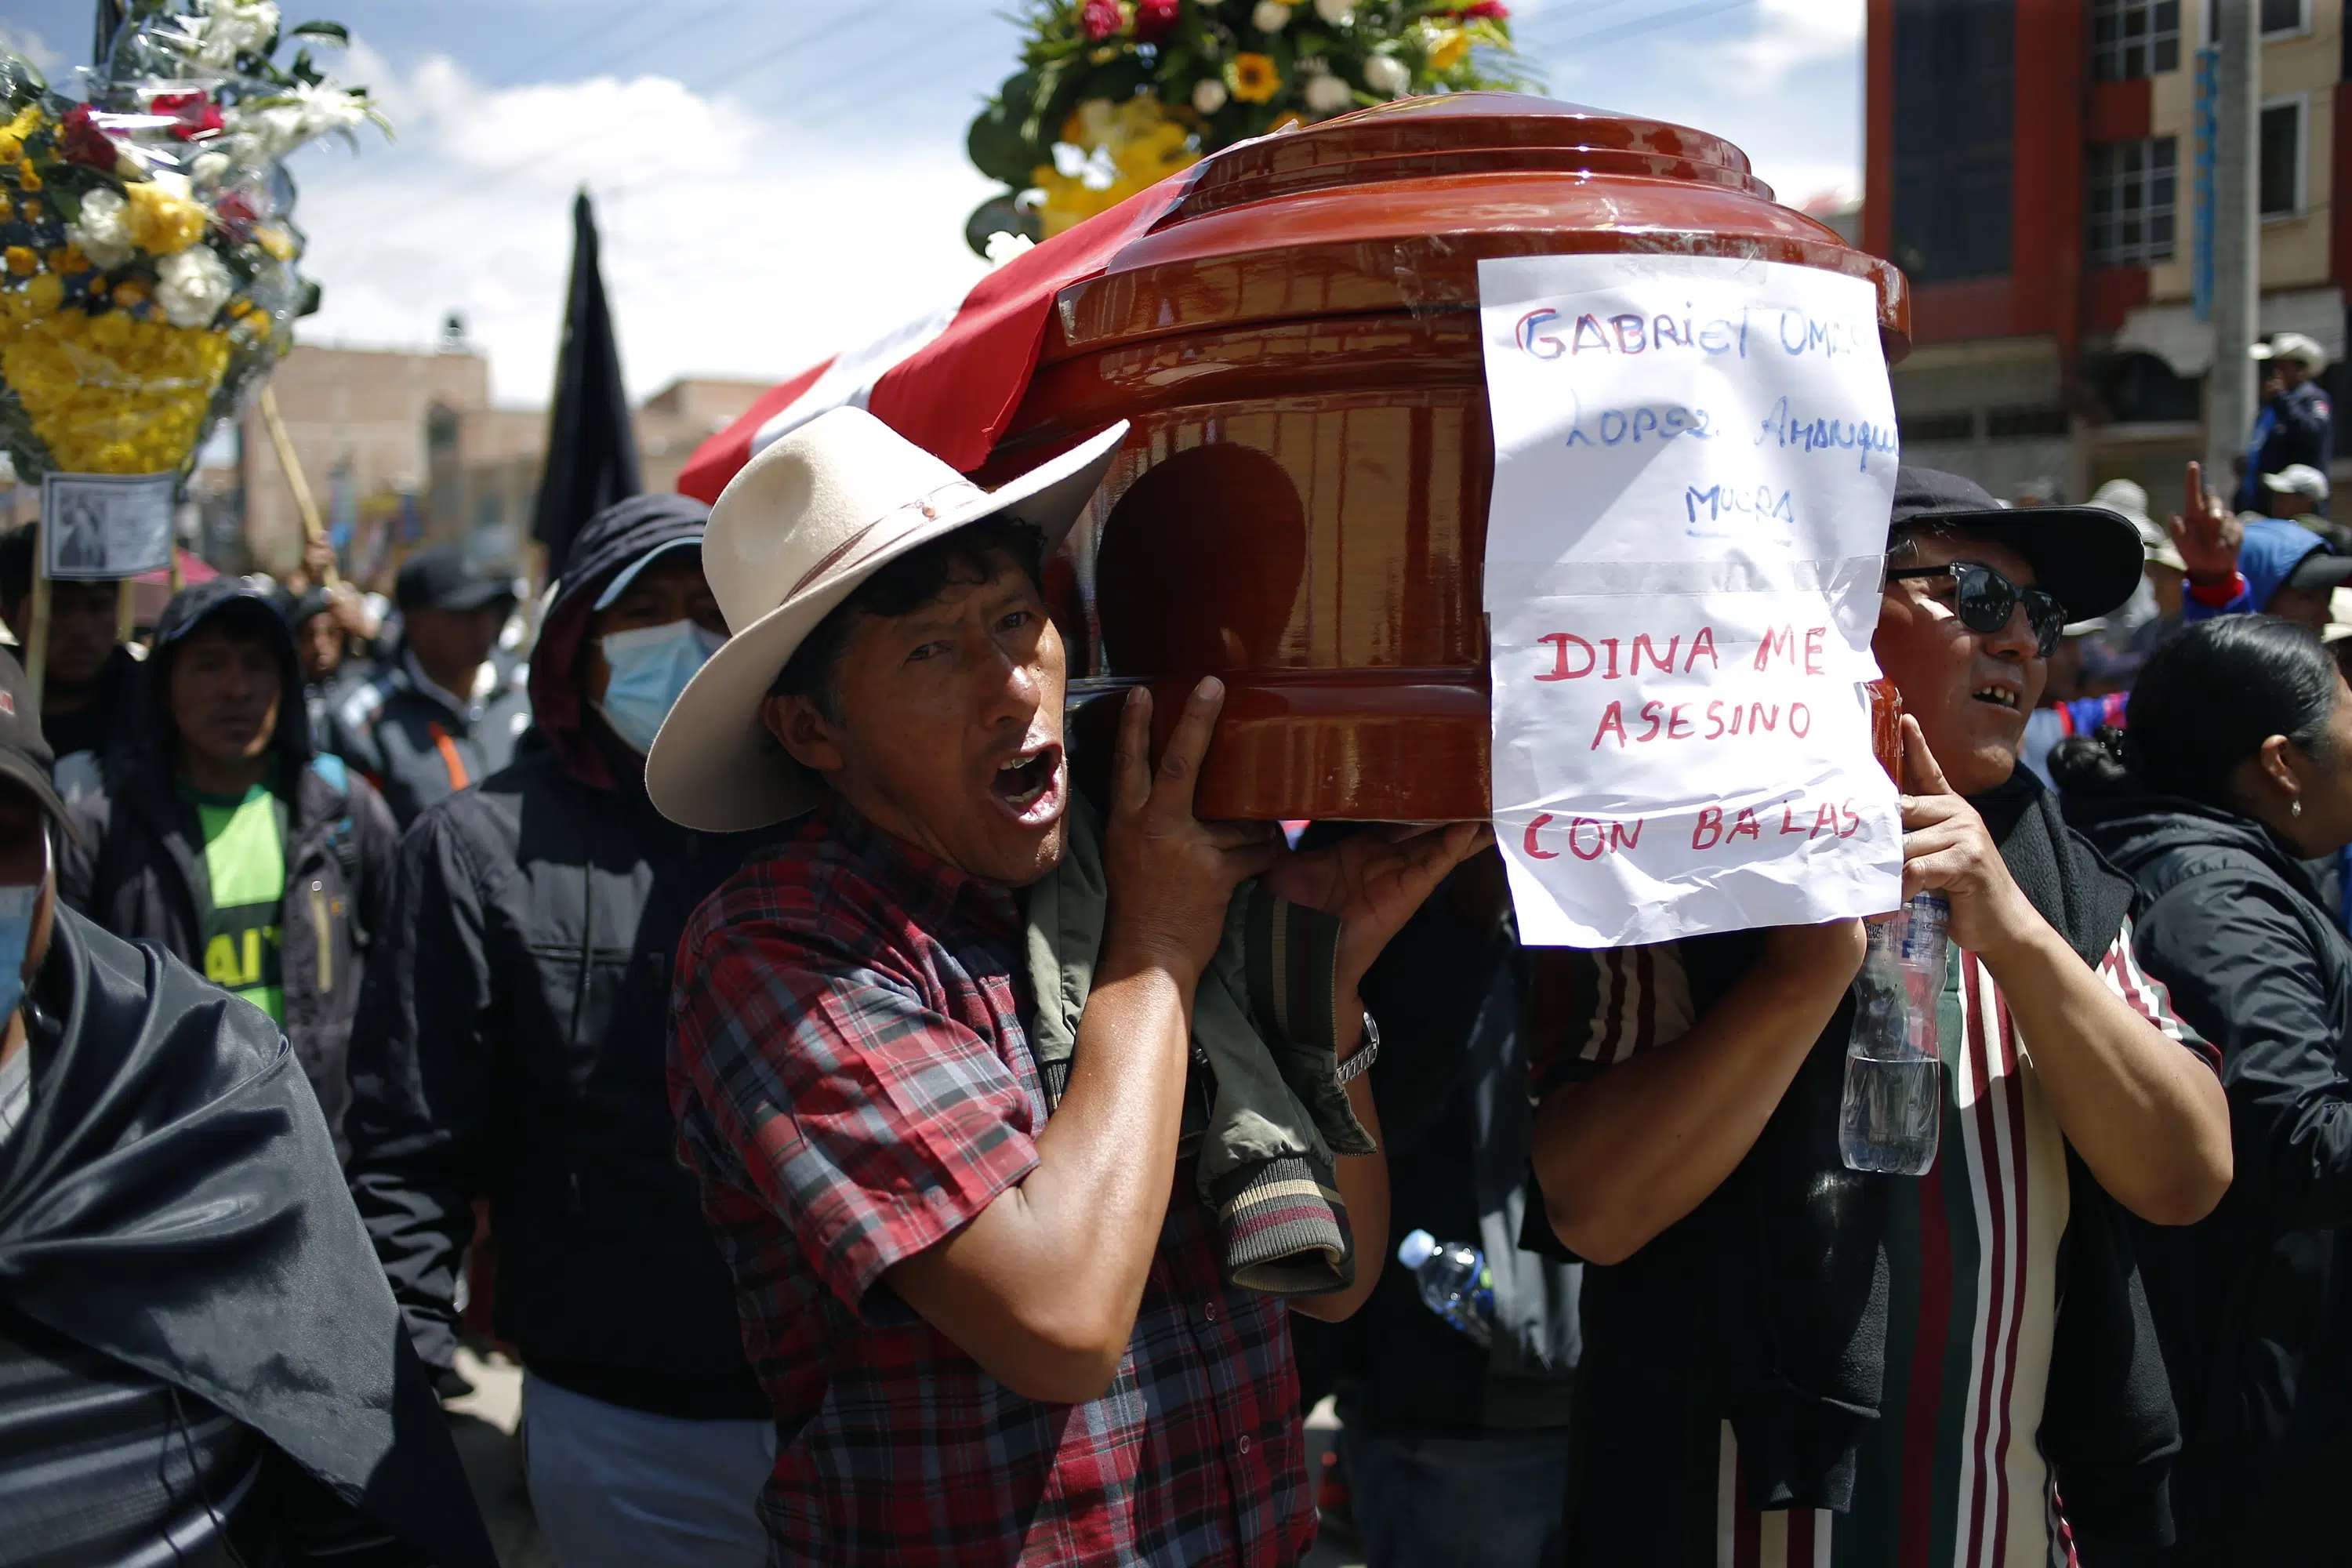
[770, 516, 1047, 723]
[0, 524, 34, 610]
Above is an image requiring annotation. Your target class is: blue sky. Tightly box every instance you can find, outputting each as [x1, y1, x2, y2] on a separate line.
[1, 1, 1863, 405]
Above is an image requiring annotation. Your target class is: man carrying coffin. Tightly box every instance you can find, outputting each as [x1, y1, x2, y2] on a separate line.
[655, 408, 1485, 1565]
[1528, 468, 2234, 1564]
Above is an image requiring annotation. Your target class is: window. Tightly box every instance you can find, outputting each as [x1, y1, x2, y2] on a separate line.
[2260, 98, 2305, 217]
[2261, 0, 2307, 36]
[2092, 0, 2180, 81]
[1900, 410, 1977, 443]
[1986, 406, 2071, 440]
[2088, 137, 2177, 266]
[1891, 0, 2015, 285]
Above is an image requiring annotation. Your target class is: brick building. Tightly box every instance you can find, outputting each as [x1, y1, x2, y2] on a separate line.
[1867, 0, 2351, 501]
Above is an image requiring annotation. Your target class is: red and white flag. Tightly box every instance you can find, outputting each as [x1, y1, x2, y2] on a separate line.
[677, 169, 1209, 500]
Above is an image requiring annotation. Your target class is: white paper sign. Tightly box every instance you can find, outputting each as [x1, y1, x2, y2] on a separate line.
[1479, 253, 1904, 948]
[40, 472, 176, 581]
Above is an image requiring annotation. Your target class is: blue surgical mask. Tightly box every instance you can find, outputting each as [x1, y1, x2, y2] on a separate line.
[0, 840, 47, 1026]
[596, 620, 724, 755]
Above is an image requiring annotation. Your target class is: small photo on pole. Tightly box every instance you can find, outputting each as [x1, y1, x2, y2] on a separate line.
[38, 474, 177, 582]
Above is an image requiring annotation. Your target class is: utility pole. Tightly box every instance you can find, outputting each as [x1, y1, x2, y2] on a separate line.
[2205, 0, 2261, 485]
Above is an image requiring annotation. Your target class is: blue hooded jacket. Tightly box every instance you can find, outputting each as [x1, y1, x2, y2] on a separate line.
[2184, 518, 2334, 621]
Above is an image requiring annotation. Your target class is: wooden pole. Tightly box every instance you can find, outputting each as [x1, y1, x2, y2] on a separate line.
[24, 554, 48, 698]
[115, 578, 134, 644]
[260, 384, 337, 588]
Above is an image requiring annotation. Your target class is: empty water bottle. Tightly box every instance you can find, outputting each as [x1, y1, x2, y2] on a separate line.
[1838, 895, 1950, 1175]
[1396, 1229, 1494, 1347]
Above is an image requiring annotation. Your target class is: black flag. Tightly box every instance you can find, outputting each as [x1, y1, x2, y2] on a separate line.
[532, 188, 641, 578]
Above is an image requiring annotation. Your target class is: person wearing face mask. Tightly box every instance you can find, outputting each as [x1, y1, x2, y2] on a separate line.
[0, 644, 495, 1568]
[343, 495, 775, 1568]
[56, 579, 401, 1161]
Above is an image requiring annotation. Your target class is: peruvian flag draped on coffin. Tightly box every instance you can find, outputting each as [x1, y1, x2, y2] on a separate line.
[677, 169, 1209, 499]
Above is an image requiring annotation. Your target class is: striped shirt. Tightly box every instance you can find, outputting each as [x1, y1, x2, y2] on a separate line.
[1542, 923, 2209, 1568]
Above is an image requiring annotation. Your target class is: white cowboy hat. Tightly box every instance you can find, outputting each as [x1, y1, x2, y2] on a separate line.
[644, 407, 1127, 832]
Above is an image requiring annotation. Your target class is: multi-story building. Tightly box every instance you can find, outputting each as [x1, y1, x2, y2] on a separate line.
[1866, 0, 2350, 502]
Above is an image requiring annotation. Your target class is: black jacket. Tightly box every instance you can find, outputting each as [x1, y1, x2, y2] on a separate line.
[344, 495, 772, 1419]
[325, 648, 530, 829]
[2241, 379, 2335, 514]
[58, 583, 401, 1160]
[0, 909, 494, 1567]
[2072, 793, 2352, 1556]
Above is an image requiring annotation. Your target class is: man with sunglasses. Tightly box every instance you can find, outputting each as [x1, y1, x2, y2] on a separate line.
[1527, 466, 2233, 1565]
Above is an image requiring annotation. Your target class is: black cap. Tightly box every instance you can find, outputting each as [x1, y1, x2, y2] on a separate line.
[395, 546, 516, 614]
[2284, 548, 2352, 594]
[0, 645, 72, 830]
[1889, 466, 2148, 623]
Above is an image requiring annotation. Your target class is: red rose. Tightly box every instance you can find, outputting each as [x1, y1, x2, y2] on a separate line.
[56, 104, 119, 169]
[212, 188, 259, 236]
[151, 91, 227, 142]
[1135, 0, 1180, 42]
[1452, 0, 1510, 16]
[1080, 0, 1125, 41]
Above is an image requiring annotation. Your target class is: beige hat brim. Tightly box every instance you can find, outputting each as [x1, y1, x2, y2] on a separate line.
[645, 423, 1128, 833]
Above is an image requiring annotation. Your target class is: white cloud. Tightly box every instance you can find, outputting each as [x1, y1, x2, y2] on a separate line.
[288, 46, 993, 405]
[0, 24, 64, 78]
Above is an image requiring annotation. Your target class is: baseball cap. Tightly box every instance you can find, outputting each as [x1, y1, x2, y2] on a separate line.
[0, 646, 73, 832]
[2252, 332, 2331, 372]
[1889, 466, 2147, 622]
[591, 536, 702, 612]
[2263, 463, 2332, 502]
[396, 546, 517, 615]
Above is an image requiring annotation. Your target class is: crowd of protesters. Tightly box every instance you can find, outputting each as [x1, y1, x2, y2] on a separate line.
[0, 328, 2349, 1568]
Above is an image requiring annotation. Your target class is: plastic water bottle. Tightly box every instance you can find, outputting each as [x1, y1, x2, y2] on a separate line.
[1838, 895, 1950, 1175]
[1396, 1229, 1494, 1347]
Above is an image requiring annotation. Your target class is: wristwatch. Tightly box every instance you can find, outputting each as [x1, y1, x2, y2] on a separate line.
[1335, 1011, 1381, 1085]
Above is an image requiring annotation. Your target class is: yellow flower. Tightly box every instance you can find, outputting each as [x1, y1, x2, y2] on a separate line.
[1229, 52, 1281, 103]
[15, 163, 38, 192]
[16, 198, 37, 223]
[123, 180, 208, 255]
[111, 279, 147, 308]
[0, 304, 230, 473]
[0, 135, 19, 165]
[1426, 27, 1470, 71]
[5, 107, 40, 140]
[3, 246, 35, 278]
[24, 273, 60, 314]
[253, 225, 296, 261]
[48, 244, 86, 274]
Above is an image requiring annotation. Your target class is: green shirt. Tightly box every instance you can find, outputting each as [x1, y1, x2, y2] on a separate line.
[180, 779, 285, 1022]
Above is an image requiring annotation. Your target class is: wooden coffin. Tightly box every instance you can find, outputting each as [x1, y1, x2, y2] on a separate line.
[980, 92, 1911, 820]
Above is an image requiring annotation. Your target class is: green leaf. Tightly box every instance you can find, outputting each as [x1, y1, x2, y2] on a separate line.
[289, 20, 350, 45]
[969, 71, 1046, 186]
[299, 279, 321, 317]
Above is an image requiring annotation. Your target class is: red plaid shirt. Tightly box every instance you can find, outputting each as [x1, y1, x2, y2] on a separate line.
[670, 801, 1313, 1566]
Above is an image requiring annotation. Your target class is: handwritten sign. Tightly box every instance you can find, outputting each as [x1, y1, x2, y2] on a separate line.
[1479, 254, 1903, 948]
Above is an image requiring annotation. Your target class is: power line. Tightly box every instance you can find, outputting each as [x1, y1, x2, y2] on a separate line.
[1526, 0, 1761, 53]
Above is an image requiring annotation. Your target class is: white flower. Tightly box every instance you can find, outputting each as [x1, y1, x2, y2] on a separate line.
[1303, 72, 1354, 113]
[1363, 53, 1411, 96]
[1313, 0, 1357, 22]
[1192, 77, 1230, 114]
[68, 189, 135, 270]
[154, 245, 234, 328]
[983, 230, 1034, 267]
[190, 151, 230, 186]
[194, 0, 279, 68]
[224, 83, 371, 165]
[1251, 1, 1292, 31]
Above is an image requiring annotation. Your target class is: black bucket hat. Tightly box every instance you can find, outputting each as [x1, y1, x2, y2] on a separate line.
[1889, 467, 2148, 624]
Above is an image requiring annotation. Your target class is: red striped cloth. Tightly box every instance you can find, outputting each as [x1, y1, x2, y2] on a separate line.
[675, 166, 1210, 501]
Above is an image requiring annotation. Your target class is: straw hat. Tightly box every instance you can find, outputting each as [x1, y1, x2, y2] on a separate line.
[645, 407, 1127, 832]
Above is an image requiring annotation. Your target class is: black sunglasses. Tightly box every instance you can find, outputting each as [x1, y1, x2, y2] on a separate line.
[1885, 561, 2070, 658]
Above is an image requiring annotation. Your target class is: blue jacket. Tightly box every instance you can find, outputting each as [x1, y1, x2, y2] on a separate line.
[2183, 518, 2334, 622]
[2238, 379, 2334, 513]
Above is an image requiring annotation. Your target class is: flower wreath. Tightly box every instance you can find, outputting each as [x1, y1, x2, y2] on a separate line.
[964, 0, 1526, 256]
